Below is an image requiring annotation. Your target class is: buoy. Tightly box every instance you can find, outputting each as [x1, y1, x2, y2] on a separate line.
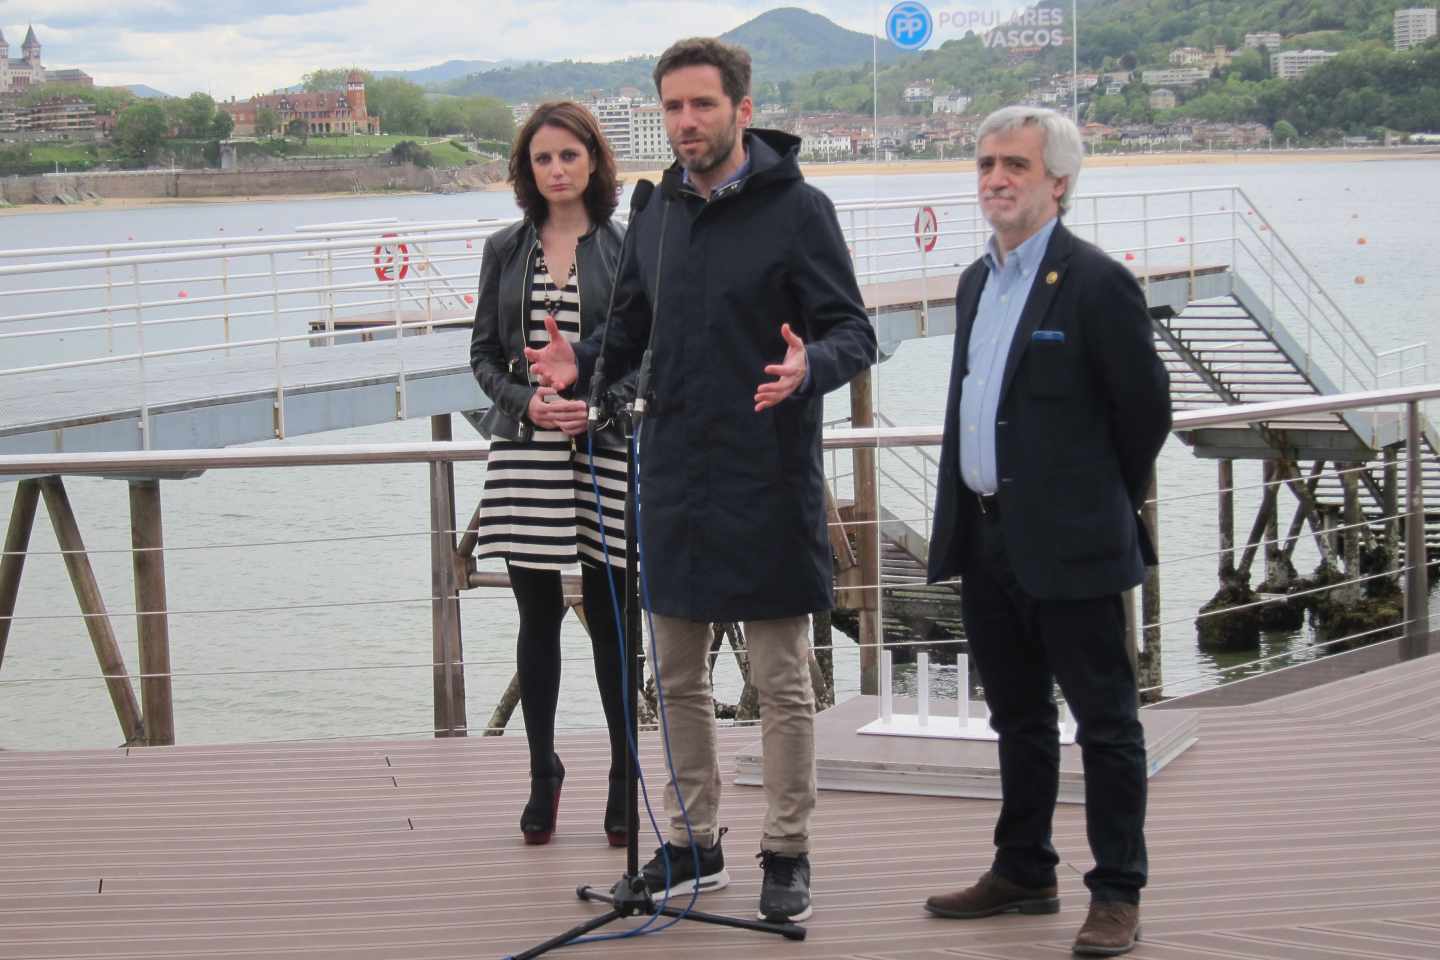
[464, 294, 474, 304]
[465, 240, 473, 249]
[1356, 237, 1367, 245]
[178, 290, 188, 298]
[1260, 224, 1269, 231]
[1177, 235, 1185, 242]
[127, 235, 133, 241]
[1352, 213, 1359, 219]
[1124, 252, 1136, 261]
[1354, 275, 1366, 285]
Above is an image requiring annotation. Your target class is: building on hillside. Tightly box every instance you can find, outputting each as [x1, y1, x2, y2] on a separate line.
[1394, 9, 1438, 51]
[20, 95, 94, 135]
[220, 72, 380, 136]
[932, 92, 971, 114]
[1150, 88, 1177, 110]
[1140, 67, 1210, 87]
[1169, 46, 1208, 66]
[903, 80, 934, 103]
[1244, 32, 1282, 50]
[1271, 49, 1338, 80]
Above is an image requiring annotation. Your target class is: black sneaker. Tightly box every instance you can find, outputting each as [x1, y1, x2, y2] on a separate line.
[757, 850, 812, 923]
[640, 827, 730, 896]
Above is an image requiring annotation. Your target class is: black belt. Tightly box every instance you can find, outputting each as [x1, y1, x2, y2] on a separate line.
[975, 492, 1000, 519]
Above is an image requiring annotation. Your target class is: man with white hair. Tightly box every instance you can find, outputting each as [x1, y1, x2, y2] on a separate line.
[922, 106, 1170, 956]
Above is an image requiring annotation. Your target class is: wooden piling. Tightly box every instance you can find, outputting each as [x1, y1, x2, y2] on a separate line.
[1402, 402, 1430, 660]
[1383, 445, 1400, 576]
[129, 480, 174, 746]
[1217, 460, 1234, 579]
[0, 480, 40, 670]
[850, 367, 880, 695]
[429, 415, 468, 736]
[1139, 473, 1163, 701]
[1339, 464, 1363, 605]
[39, 477, 145, 745]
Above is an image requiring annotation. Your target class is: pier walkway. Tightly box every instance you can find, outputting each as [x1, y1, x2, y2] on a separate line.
[2, 648, 1437, 960]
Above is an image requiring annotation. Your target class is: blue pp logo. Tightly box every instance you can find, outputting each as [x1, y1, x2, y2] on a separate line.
[886, 2, 933, 50]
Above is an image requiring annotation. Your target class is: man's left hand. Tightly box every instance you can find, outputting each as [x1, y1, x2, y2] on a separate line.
[754, 323, 808, 412]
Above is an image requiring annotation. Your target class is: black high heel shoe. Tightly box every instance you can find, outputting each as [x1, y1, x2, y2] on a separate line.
[603, 772, 627, 848]
[520, 755, 565, 846]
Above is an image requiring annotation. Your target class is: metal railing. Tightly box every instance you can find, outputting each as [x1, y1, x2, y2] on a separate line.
[2, 189, 1431, 452]
[1, 385, 1434, 748]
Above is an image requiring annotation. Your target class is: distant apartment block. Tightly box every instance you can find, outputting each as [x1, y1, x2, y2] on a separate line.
[1271, 49, 1338, 80]
[1244, 32, 1282, 50]
[1140, 67, 1210, 87]
[630, 103, 671, 163]
[1394, 8, 1438, 51]
[801, 133, 852, 159]
[1150, 88, 1177, 110]
[0, 93, 96, 136]
[591, 98, 634, 161]
[1169, 47, 1208, 65]
[932, 92, 971, 114]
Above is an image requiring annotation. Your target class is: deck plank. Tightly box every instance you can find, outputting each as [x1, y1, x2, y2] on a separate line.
[0, 652, 1437, 960]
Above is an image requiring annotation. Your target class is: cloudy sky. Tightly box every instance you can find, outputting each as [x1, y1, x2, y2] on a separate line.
[0, 1, 1030, 99]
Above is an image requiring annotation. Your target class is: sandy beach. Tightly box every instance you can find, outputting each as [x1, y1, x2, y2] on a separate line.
[3, 147, 1434, 217]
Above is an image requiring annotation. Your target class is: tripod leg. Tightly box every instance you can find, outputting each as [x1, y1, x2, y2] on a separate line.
[507, 909, 622, 960]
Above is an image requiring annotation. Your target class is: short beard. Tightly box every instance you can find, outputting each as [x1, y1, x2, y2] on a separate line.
[679, 122, 739, 175]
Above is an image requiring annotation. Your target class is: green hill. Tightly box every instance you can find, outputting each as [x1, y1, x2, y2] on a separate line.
[437, 7, 912, 100]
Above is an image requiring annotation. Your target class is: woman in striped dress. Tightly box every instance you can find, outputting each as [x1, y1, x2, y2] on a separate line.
[468, 102, 631, 847]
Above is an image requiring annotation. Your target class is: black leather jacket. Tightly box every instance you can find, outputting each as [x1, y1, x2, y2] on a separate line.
[468, 217, 629, 443]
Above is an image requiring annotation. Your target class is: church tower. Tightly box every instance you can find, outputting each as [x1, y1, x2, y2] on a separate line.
[346, 71, 367, 122]
[0, 30, 10, 93]
[22, 25, 40, 67]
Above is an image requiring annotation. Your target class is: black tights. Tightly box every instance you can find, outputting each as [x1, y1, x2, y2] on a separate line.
[507, 560, 628, 780]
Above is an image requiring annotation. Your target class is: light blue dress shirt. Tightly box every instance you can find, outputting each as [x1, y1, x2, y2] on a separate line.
[958, 216, 1059, 495]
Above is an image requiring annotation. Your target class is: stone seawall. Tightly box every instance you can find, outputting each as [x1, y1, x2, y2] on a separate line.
[1, 161, 504, 206]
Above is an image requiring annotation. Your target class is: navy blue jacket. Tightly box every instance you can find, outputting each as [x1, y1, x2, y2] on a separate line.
[576, 129, 876, 621]
[927, 221, 1170, 599]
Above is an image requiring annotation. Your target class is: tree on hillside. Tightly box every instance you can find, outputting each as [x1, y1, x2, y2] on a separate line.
[1273, 119, 1298, 143]
[427, 97, 465, 135]
[114, 102, 168, 166]
[286, 118, 309, 145]
[255, 107, 281, 138]
[368, 77, 430, 134]
[211, 110, 235, 140]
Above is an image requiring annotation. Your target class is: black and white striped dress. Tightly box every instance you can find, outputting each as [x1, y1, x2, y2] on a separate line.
[474, 252, 629, 571]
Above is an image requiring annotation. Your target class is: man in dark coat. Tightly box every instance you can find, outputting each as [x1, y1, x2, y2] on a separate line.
[922, 106, 1170, 957]
[525, 38, 875, 925]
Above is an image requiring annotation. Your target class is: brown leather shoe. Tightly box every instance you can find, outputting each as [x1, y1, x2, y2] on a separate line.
[1073, 901, 1141, 956]
[924, 870, 1059, 919]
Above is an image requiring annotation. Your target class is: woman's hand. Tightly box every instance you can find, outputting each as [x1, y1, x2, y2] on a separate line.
[527, 387, 589, 435]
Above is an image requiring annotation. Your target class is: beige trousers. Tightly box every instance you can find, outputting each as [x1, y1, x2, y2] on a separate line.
[649, 614, 816, 856]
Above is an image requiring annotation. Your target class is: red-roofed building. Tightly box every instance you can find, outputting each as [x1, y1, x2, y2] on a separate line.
[220, 71, 380, 136]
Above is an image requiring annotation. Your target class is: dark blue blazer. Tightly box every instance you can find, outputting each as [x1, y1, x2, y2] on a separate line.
[926, 221, 1171, 600]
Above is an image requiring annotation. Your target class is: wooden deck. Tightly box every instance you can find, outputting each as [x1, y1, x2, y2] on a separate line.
[2, 650, 1438, 960]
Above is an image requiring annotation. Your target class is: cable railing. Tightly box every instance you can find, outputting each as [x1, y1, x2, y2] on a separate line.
[0, 385, 1433, 751]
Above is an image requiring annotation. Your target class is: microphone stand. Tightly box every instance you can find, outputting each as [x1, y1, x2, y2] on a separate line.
[512, 188, 805, 960]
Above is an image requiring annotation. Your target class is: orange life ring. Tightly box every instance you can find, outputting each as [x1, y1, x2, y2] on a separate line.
[374, 233, 410, 282]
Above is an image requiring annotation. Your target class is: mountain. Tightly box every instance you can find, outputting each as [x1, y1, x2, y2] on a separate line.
[721, 6, 909, 80]
[374, 59, 529, 86]
[434, 6, 912, 100]
[123, 84, 172, 99]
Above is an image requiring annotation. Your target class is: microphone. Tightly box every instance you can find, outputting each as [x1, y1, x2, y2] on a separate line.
[589, 180, 655, 425]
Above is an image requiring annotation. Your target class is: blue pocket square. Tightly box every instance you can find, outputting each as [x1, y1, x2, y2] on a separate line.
[1032, 330, 1065, 343]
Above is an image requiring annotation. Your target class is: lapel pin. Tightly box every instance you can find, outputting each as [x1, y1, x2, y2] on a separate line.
[1045, 271, 1059, 285]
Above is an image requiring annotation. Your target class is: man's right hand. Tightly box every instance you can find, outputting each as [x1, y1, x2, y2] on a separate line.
[523, 315, 579, 390]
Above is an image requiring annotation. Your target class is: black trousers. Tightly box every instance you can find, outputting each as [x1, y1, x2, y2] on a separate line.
[960, 505, 1148, 904]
